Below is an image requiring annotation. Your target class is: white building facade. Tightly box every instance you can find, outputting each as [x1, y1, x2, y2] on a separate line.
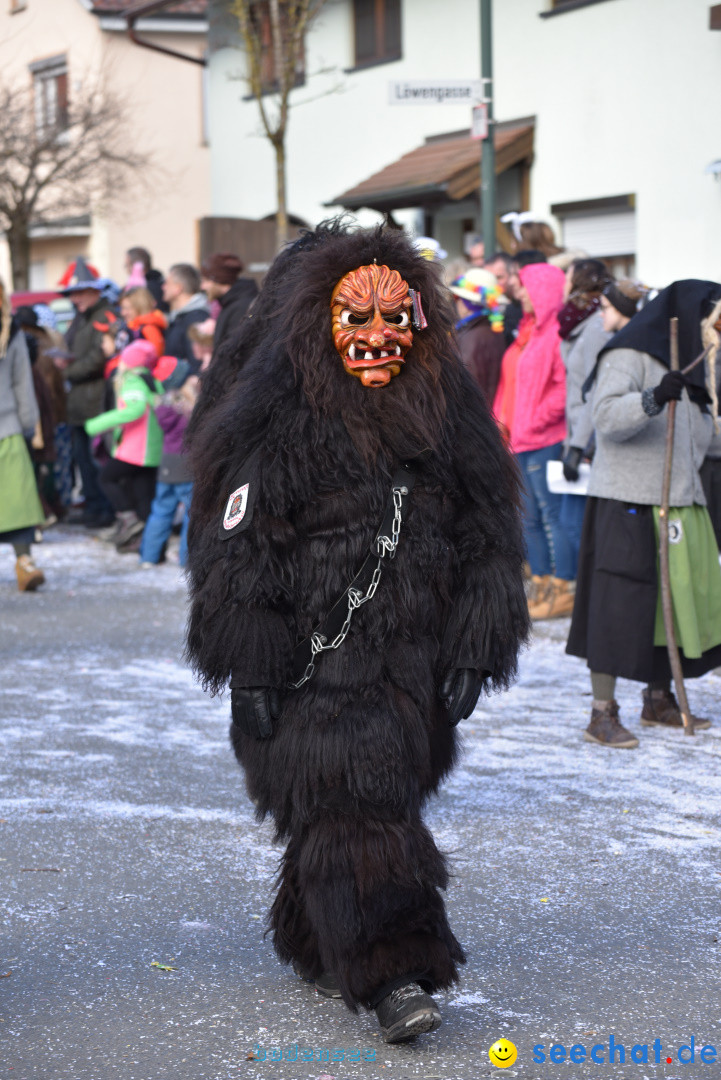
[207, 0, 721, 287]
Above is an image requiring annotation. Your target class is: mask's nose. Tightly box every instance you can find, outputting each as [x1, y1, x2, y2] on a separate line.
[360, 306, 395, 350]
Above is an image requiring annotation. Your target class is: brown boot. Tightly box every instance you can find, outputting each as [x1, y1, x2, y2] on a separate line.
[641, 689, 711, 730]
[584, 700, 639, 748]
[15, 555, 45, 592]
[528, 577, 575, 620]
[527, 573, 551, 605]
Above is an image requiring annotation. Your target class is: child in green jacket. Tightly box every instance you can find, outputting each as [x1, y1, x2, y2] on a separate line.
[85, 339, 162, 549]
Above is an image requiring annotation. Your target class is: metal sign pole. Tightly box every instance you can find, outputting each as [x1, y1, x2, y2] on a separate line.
[480, 0, 495, 252]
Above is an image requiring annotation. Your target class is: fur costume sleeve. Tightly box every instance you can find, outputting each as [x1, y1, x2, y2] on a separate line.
[185, 362, 298, 695]
[441, 367, 530, 689]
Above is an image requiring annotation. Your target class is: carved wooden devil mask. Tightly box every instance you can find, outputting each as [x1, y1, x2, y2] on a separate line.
[331, 263, 414, 387]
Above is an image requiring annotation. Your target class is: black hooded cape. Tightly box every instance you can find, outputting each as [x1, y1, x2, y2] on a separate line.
[585, 279, 721, 404]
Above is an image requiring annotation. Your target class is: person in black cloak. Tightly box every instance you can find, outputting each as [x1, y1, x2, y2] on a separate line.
[185, 221, 529, 1043]
[567, 279, 721, 748]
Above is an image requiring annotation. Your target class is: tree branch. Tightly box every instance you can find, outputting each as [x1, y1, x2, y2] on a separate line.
[0, 75, 152, 288]
[232, 0, 332, 247]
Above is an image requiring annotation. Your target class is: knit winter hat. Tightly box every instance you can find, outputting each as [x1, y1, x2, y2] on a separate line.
[449, 268, 504, 332]
[200, 252, 243, 285]
[126, 261, 147, 290]
[154, 355, 192, 390]
[14, 305, 39, 328]
[119, 338, 157, 370]
[33, 303, 58, 331]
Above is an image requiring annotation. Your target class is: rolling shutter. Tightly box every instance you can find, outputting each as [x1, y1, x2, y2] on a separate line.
[561, 210, 636, 257]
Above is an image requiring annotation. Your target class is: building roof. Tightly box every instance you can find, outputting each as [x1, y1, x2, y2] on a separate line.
[329, 120, 535, 212]
[89, 1, 207, 14]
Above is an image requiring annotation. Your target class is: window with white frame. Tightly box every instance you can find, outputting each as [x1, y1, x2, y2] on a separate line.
[30, 55, 69, 136]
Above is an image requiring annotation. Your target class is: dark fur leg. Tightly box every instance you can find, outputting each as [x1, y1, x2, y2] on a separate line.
[269, 835, 324, 980]
[270, 813, 465, 1011]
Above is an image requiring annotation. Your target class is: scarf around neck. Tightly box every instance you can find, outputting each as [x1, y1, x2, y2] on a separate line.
[557, 296, 600, 341]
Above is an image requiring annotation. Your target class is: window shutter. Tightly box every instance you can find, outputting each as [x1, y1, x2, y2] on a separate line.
[561, 210, 636, 257]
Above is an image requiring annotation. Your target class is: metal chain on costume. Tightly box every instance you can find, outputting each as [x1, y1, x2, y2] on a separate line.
[375, 487, 405, 558]
[288, 484, 408, 690]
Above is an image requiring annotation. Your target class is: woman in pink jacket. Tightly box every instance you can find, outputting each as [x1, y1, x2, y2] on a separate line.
[494, 262, 574, 618]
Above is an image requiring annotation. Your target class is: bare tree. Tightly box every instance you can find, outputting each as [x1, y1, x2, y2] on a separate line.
[0, 76, 150, 290]
[233, 0, 329, 249]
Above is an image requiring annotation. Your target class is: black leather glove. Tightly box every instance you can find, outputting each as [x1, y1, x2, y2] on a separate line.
[439, 669, 484, 727]
[652, 370, 686, 408]
[231, 687, 281, 740]
[562, 446, 583, 482]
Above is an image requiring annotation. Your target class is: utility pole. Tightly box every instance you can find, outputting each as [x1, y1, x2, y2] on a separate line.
[480, 0, 495, 254]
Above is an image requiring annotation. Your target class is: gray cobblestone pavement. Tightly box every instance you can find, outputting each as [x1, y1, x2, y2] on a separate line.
[1, 528, 720, 1080]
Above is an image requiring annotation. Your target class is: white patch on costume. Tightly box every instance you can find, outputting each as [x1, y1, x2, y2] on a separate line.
[668, 518, 683, 545]
[223, 484, 250, 531]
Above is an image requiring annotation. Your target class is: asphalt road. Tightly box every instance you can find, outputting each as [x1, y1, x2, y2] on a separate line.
[1, 528, 720, 1080]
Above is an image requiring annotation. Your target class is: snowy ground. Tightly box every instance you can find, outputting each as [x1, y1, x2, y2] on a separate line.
[1, 528, 720, 1080]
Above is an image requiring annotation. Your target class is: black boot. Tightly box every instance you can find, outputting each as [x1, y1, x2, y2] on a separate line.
[375, 982, 441, 1044]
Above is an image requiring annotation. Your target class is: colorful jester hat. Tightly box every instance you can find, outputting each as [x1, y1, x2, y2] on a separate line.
[449, 268, 505, 333]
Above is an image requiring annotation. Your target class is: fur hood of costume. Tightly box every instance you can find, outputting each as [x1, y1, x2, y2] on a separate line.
[185, 222, 529, 1009]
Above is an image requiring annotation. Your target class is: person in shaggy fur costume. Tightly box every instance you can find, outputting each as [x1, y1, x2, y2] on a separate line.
[185, 222, 529, 1044]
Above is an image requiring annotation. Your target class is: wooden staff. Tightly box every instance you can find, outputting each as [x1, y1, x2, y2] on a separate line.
[681, 343, 711, 377]
[658, 317, 694, 735]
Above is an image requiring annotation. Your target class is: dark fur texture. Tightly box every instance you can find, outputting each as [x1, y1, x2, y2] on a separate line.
[185, 222, 529, 1009]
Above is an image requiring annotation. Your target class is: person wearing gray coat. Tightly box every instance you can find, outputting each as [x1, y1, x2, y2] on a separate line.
[567, 280, 721, 749]
[0, 283, 45, 591]
[559, 310, 610, 570]
[561, 313, 610, 462]
[553, 260, 613, 586]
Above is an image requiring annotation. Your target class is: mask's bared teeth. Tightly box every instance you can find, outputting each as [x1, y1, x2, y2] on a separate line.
[379, 350, 389, 358]
[364, 351, 374, 360]
[348, 344, 356, 360]
[395, 344, 401, 355]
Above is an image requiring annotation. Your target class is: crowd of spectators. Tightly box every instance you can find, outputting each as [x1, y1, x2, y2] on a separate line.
[2, 219, 720, 749]
[0, 243, 257, 586]
[444, 217, 721, 747]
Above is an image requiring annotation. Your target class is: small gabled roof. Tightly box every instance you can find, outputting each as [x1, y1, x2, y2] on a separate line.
[329, 120, 535, 212]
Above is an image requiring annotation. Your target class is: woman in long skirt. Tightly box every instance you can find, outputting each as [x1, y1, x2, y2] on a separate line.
[0, 281, 45, 591]
[567, 280, 721, 746]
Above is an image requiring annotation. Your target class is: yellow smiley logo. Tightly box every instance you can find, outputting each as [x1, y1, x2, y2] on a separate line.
[489, 1038, 518, 1068]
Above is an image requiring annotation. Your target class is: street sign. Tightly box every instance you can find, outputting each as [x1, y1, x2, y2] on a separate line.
[388, 80, 484, 106]
[471, 103, 488, 140]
